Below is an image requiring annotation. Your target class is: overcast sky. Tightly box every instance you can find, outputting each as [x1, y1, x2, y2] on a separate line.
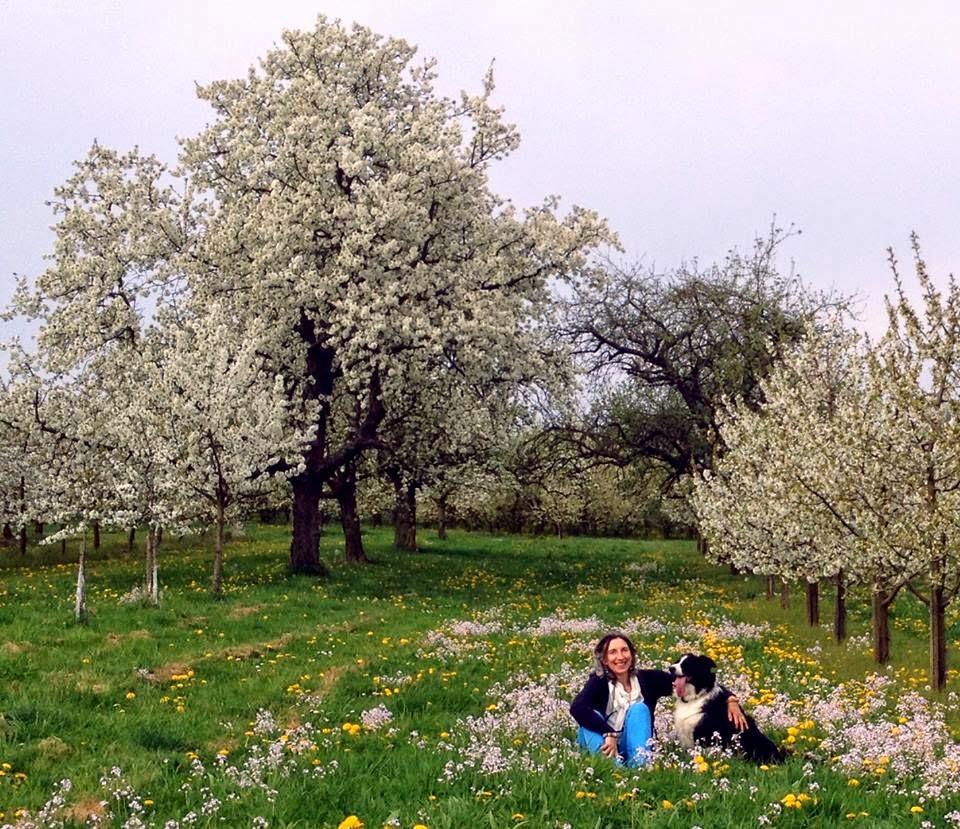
[3, 0, 959, 337]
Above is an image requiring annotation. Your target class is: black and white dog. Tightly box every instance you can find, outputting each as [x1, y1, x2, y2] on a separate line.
[668, 653, 785, 764]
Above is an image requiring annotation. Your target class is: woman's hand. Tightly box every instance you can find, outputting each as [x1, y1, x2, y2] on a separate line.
[727, 696, 748, 732]
[601, 733, 619, 757]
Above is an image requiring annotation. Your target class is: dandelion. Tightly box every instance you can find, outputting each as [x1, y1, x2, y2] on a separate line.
[911, 806, 925, 814]
[337, 816, 363, 829]
[661, 800, 674, 809]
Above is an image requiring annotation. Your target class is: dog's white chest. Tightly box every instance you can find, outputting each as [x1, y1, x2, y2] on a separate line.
[674, 697, 708, 748]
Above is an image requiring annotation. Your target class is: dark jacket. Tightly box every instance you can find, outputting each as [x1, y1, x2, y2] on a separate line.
[569, 669, 674, 734]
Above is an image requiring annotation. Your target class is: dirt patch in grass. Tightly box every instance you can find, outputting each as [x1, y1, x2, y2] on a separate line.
[2, 641, 28, 655]
[311, 665, 346, 700]
[139, 661, 193, 684]
[221, 632, 296, 661]
[64, 799, 106, 823]
[266, 632, 295, 651]
[227, 603, 269, 619]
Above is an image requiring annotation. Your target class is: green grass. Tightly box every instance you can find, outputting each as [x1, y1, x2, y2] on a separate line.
[0, 525, 958, 828]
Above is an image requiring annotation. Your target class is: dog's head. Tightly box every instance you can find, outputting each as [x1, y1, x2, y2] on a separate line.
[667, 653, 717, 702]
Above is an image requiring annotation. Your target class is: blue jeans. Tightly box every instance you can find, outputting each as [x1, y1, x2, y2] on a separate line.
[576, 703, 652, 767]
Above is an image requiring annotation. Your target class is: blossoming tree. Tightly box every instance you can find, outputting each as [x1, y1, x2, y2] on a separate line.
[695, 242, 960, 687]
[11, 18, 612, 578]
[173, 19, 612, 572]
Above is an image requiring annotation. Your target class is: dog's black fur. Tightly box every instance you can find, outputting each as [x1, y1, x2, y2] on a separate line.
[668, 653, 785, 765]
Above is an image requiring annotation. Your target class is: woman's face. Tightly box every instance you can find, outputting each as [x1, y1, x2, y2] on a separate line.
[602, 637, 633, 676]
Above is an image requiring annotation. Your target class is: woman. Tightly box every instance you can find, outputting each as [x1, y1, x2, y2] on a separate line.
[569, 631, 747, 767]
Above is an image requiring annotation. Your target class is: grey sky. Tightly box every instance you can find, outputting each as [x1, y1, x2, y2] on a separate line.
[3, 0, 959, 336]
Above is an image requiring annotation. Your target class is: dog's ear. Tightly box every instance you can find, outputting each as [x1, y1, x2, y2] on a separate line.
[702, 655, 717, 673]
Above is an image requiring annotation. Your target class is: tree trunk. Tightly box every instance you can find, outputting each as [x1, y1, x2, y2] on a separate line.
[834, 571, 847, 643]
[805, 581, 820, 627]
[75, 532, 87, 624]
[34, 521, 43, 538]
[127, 527, 136, 554]
[92, 521, 101, 550]
[872, 589, 891, 665]
[780, 579, 790, 609]
[930, 578, 947, 691]
[17, 477, 26, 556]
[289, 476, 328, 574]
[766, 575, 775, 601]
[338, 468, 368, 564]
[211, 504, 226, 598]
[1, 523, 13, 544]
[145, 528, 160, 606]
[437, 495, 448, 541]
[393, 480, 418, 551]
[61, 539, 67, 556]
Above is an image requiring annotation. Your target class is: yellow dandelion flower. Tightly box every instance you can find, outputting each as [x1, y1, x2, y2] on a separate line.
[337, 816, 363, 829]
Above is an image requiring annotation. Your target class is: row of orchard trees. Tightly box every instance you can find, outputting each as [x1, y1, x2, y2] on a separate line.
[693, 238, 960, 690]
[0, 17, 613, 611]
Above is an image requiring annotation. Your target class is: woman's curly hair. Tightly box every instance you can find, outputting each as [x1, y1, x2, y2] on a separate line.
[591, 631, 638, 679]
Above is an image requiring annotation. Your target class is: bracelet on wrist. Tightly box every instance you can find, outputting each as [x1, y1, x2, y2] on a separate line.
[603, 732, 619, 740]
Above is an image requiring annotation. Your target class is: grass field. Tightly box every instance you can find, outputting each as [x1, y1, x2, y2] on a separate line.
[1, 525, 960, 828]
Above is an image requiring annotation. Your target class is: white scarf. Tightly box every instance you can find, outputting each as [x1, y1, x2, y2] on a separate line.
[606, 674, 641, 732]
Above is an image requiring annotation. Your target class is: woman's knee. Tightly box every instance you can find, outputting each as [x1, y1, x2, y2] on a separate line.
[624, 703, 651, 724]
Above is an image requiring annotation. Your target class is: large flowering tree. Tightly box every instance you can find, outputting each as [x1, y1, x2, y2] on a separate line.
[174, 20, 611, 572]
[11, 18, 612, 576]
